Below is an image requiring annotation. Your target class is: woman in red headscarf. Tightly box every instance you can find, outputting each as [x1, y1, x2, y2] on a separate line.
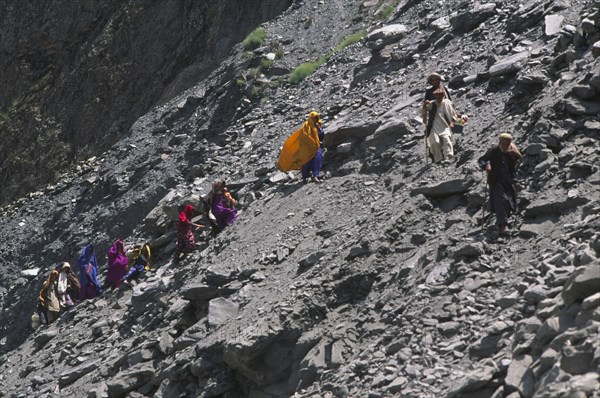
[173, 205, 204, 262]
[106, 240, 129, 289]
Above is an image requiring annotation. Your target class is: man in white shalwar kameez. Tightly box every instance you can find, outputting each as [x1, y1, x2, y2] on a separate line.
[425, 87, 457, 163]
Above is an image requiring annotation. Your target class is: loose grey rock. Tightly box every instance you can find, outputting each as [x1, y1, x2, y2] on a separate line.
[411, 178, 472, 198]
[562, 264, 600, 305]
[505, 355, 534, 398]
[34, 328, 59, 347]
[208, 298, 239, 327]
[489, 52, 530, 76]
[58, 361, 100, 387]
[180, 284, 219, 301]
[545, 15, 564, 36]
[365, 24, 408, 51]
[450, 3, 496, 33]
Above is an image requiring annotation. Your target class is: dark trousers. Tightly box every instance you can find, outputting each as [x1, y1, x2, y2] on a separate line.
[490, 182, 516, 226]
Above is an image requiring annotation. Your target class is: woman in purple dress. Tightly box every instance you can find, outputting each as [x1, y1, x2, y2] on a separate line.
[208, 180, 237, 234]
[106, 240, 128, 289]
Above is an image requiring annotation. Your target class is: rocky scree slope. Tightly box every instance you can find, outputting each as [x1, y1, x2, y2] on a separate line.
[0, 0, 599, 397]
[0, 0, 292, 204]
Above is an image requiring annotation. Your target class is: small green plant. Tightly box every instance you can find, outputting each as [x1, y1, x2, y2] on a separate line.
[289, 56, 327, 85]
[275, 48, 284, 59]
[260, 58, 274, 69]
[377, 5, 395, 20]
[334, 31, 366, 53]
[247, 68, 260, 80]
[269, 77, 283, 89]
[375, 0, 401, 21]
[242, 27, 267, 50]
[236, 78, 245, 88]
[250, 85, 263, 97]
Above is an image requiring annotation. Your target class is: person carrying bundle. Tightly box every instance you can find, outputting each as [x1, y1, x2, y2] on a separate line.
[424, 86, 458, 164]
[38, 269, 61, 325]
[204, 179, 238, 236]
[120, 244, 152, 286]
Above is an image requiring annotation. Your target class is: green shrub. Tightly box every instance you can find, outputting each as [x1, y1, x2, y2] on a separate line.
[270, 77, 284, 88]
[377, 5, 395, 20]
[289, 56, 327, 85]
[334, 31, 366, 53]
[260, 58, 274, 69]
[243, 27, 267, 50]
[376, 0, 401, 21]
[247, 68, 260, 80]
[250, 85, 263, 97]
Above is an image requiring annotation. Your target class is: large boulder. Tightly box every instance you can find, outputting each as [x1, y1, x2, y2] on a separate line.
[323, 118, 381, 148]
[365, 24, 408, 51]
[489, 51, 530, 76]
[208, 298, 240, 327]
[130, 277, 172, 313]
[505, 355, 535, 398]
[58, 361, 100, 387]
[450, 3, 497, 33]
[506, 1, 546, 34]
[524, 192, 589, 218]
[220, 319, 296, 388]
[562, 264, 600, 305]
[34, 327, 59, 347]
[563, 98, 600, 116]
[144, 190, 202, 232]
[365, 117, 413, 150]
[446, 364, 497, 398]
[106, 363, 155, 398]
[545, 14, 565, 36]
[181, 284, 220, 301]
[411, 178, 473, 198]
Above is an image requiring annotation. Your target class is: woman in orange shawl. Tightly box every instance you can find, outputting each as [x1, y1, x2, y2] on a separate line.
[277, 111, 322, 172]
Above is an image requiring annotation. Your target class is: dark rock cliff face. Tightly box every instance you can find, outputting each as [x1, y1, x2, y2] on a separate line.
[0, 0, 292, 204]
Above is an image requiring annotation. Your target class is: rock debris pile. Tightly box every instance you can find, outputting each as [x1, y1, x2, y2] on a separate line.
[0, 0, 599, 397]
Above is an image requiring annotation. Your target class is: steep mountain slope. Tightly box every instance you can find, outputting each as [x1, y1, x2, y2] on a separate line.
[0, 0, 599, 397]
[0, 0, 292, 204]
